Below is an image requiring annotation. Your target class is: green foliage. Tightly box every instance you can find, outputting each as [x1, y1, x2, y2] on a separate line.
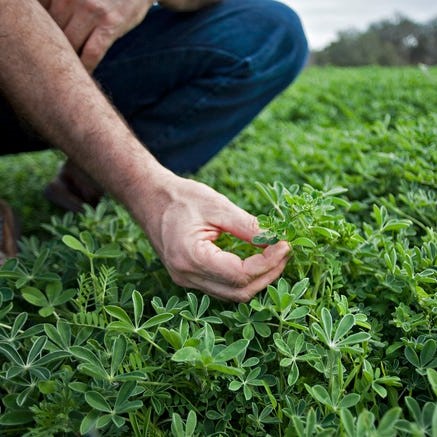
[313, 15, 437, 66]
[0, 67, 436, 435]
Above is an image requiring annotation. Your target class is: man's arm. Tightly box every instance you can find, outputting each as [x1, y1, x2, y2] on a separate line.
[0, 0, 289, 302]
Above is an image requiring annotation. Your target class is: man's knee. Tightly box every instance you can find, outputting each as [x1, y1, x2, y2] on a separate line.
[215, 0, 308, 87]
[247, 0, 309, 83]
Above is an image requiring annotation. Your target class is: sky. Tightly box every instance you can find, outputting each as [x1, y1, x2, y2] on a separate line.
[280, 0, 437, 50]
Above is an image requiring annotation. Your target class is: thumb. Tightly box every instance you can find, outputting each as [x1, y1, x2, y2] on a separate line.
[216, 200, 262, 243]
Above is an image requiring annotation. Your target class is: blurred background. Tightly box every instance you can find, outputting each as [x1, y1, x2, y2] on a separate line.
[280, 0, 437, 65]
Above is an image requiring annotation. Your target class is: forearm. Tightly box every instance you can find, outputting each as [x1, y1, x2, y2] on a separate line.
[0, 0, 167, 218]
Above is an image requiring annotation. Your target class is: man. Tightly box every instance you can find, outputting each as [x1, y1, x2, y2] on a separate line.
[0, 0, 308, 302]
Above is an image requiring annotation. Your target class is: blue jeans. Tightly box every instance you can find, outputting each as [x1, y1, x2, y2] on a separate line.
[1, 0, 308, 174]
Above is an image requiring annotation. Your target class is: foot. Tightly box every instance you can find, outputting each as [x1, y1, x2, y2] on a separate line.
[0, 199, 18, 265]
[44, 159, 104, 212]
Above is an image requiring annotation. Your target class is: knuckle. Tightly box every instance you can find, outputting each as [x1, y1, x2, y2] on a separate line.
[234, 291, 253, 304]
[85, 45, 101, 59]
[86, 0, 106, 16]
[231, 274, 250, 289]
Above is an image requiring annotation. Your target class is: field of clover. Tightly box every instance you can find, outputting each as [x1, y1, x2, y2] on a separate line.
[0, 66, 436, 436]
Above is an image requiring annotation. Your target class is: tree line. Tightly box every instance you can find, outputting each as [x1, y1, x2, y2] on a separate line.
[312, 15, 437, 66]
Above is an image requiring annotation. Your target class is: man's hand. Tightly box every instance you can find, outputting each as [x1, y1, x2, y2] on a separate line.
[133, 171, 290, 302]
[1, 0, 288, 303]
[158, 0, 221, 12]
[38, 0, 154, 72]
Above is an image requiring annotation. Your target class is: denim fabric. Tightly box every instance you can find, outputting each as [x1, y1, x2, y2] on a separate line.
[1, 0, 308, 174]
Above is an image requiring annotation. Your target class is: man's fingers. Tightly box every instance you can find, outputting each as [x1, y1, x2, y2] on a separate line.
[63, 12, 96, 53]
[168, 239, 290, 302]
[80, 29, 114, 72]
[181, 252, 289, 302]
[191, 239, 289, 285]
[47, 0, 73, 29]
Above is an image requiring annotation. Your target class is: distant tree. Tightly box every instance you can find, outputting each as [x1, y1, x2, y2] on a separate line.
[312, 15, 437, 66]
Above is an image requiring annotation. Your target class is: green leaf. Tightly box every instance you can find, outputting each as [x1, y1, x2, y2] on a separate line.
[186, 410, 197, 437]
[114, 381, 136, 410]
[111, 336, 127, 377]
[311, 226, 340, 239]
[377, 407, 401, 436]
[96, 414, 112, 429]
[159, 327, 182, 349]
[142, 312, 174, 329]
[333, 314, 355, 343]
[290, 278, 310, 299]
[382, 219, 412, 232]
[27, 336, 47, 364]
[78, 363, 108, 380]
[11, 312, 28, 337]
[0, 411, 34, 425]
[95, 244, 123, 258]
[39, 306, 54, 318]
[171, 413, 185, 436]
[338, 393, 360, 409]
[321, 308, 333, 341]
[207, 363, 244, 376]
[85, 391, 112, 413]
[337, 332, 371, 347]
[292, 237, 316, 248]
[45, 281, 62, 302]
[132, 290, 144, 328]
[105, 305, 133, 326]
[29, 366, 50, 380]
[252, 232, 279, 245]
[69, 382, 89, 393]
[288, 306, 310, 319]
[215, 339, 249, 362]
[198, 294, 210, 318]
[405, 397, 421, 423]
[274, 333, 291, 357]
[107, 321, 134, 333]
[35, 350, 70, 367]
[372, 382, 387, 398]
[427, 368, 437, 397]
[288, 362, 300, 386]
[69, 345, 100, 363]
[229, 381, 243, 391]
[172, 347, 201, 363]
[405, 346, 420, 367]
[203, 323, 215, 353]
[0, 343, 24, 365]
[62, 235, 88, 254]
[80, 231, 95, 252]
[280, 358, 294, 367]
[52, 288, 76, 306]
[111, 415, 126, 428]
[21, 286, 48, 307]
[306, 384, 331, 407]
[421, 339, 437, 366]
[340, 408, 355, 436]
